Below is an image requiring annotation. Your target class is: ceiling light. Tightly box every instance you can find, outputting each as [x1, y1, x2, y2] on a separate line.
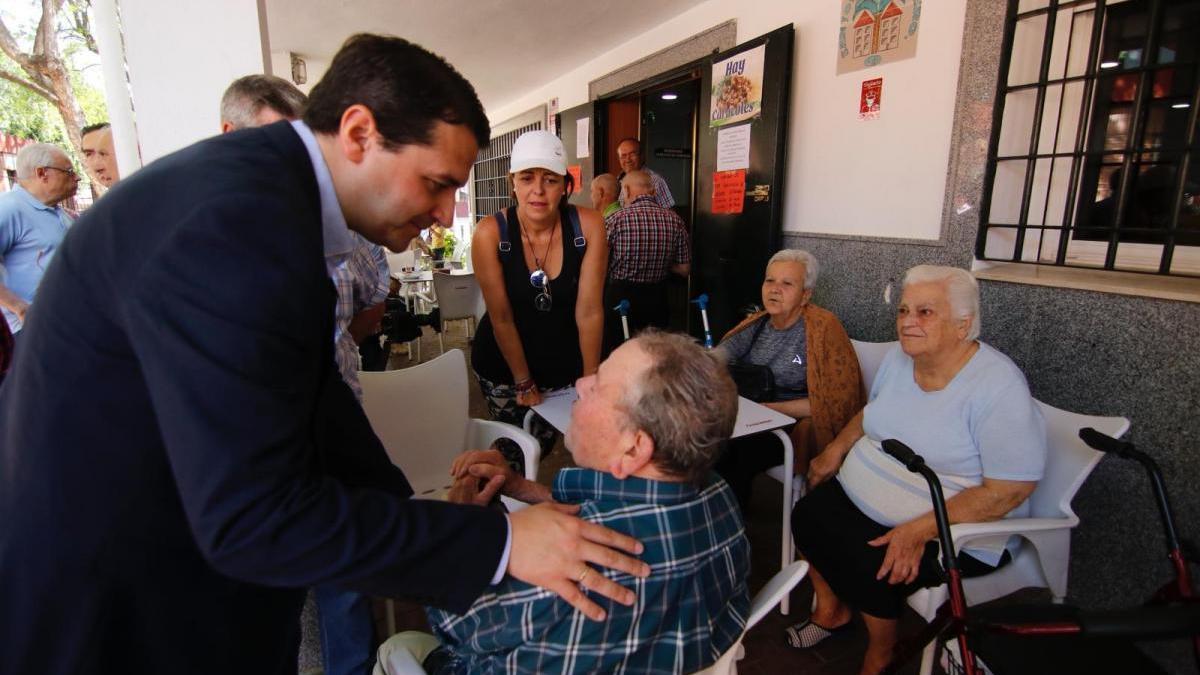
[1171, 103, 1190, 109]
[1100, 60, 1120, 69]
[661, 93, 678, 101]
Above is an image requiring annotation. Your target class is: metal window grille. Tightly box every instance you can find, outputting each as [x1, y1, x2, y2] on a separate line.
[471, 122, 542, 223]
[977, 0, 1200, 276]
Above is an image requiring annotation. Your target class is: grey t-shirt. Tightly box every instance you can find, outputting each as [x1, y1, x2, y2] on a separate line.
[719, 316, 808, 400]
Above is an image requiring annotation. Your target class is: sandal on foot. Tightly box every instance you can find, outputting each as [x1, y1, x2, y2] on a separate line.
[785, 618, 851, 649]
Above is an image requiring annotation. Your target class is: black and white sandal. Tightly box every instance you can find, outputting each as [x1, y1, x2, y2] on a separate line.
[785, 618, 851, 649]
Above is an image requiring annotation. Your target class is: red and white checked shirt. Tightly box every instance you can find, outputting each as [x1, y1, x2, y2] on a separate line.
[605, 194, 691, 284]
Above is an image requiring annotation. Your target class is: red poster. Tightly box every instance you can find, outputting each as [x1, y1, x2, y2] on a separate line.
[712, 170, 745, 214]
[860, 77, 882, 120]
[567, 164, 582, 190]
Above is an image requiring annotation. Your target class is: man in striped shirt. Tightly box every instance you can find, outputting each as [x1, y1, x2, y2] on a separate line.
[379, 331, 748, 674]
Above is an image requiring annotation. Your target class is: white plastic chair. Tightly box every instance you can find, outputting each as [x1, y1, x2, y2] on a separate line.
[693, 560, 811, 674]
[906, 401, 1131, 675]
[765, 340, 896, 515]
[850, 338, 895, 395]
[431, 272, 480, 354]
[359, 348, 540, 498]
[373, 561, 809, 675]
[358, 349, 542, 634]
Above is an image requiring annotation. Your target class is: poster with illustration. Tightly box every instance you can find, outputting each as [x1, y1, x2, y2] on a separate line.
[710, 44, 765, 128]
[837, 0, 921, 75]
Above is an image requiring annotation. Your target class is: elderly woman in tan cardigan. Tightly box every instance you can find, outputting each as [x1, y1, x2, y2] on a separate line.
[714, 249, 864, 512]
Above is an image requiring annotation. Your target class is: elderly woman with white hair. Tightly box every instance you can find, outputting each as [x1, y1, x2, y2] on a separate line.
[787, 265, 1047, 675]
[714, 249, 864, 511]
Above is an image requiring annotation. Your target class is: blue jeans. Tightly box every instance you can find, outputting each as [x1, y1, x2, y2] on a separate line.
[314, 586, 376, 675]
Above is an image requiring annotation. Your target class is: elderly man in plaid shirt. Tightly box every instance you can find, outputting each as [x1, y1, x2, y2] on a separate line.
[376, 330, 749, 674]
[604, 170, 691, 352]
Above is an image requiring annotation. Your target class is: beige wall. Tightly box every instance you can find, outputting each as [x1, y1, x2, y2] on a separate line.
[487, 0, 969, 242]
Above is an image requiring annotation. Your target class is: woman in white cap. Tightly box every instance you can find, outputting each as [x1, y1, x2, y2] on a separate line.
[470, 130, 607, 443]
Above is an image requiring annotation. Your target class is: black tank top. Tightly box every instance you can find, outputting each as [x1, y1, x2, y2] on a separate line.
[471, 204, 586, 388]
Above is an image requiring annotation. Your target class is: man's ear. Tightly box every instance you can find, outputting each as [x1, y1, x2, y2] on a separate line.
[611, 429, 655, 480]
[337, 104, 378, 164]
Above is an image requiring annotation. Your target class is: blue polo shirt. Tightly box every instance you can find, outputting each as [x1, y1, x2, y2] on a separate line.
[0, 186, 72, 333]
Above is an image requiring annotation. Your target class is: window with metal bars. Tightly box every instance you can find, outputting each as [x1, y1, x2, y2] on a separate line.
[978, 0, 1200, 276]
[471, 122, 542, 223]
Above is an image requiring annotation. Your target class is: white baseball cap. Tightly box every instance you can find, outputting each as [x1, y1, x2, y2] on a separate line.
[509, 130, 566, 176]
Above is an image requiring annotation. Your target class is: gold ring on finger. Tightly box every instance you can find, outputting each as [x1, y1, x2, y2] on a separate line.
[577, 568, 591, 586]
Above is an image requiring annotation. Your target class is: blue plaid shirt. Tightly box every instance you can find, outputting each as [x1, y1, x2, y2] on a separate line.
[328, 233, 389, 400]
[427, 468, 750, 674]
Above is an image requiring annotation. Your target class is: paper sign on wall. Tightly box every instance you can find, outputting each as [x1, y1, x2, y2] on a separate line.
[716, 124, 751, 171]
[860, 78, 882, 120]
[710, 44, 765, 128]
[576, 117, 590, 158]
[567, 164, 582, 190]
[712, 170, 746, 214]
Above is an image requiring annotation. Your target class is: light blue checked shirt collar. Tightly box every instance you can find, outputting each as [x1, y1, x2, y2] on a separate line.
[553, 466, 700, 506]
[289, 120, 354, 268]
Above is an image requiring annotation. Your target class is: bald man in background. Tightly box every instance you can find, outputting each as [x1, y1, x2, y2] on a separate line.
[602, 170, 689, 353]
[590, 173, 620, 220]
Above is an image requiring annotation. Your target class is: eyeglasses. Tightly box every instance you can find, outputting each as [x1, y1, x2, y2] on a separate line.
[530, 269, 552, 312]
[41, 166, 77, 179]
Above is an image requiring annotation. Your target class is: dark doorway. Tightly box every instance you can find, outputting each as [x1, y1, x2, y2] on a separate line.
[641, 78, 700, 225]
[592, 24, 794, 340]
[599, 74, 701, 333]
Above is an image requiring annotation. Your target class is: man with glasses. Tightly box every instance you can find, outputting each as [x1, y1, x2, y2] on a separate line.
[616, 137, 674, 208]
[0, 143, 77, 364]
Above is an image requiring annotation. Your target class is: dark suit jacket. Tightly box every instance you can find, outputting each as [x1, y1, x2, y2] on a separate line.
[0, 122, 506, 675]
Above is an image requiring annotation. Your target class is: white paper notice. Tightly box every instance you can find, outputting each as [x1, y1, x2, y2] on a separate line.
[716, 124, 750, 171]
[576, 117, 590, 158]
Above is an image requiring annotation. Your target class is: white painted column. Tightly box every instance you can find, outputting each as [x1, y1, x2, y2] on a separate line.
[92, 0, 272, 170]
[91, 0, 143, 180]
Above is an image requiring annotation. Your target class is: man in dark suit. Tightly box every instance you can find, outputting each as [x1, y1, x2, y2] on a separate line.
[0, 34, 646, 675]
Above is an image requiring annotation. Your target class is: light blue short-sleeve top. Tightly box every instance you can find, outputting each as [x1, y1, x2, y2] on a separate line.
[837, 342, 1047, 564]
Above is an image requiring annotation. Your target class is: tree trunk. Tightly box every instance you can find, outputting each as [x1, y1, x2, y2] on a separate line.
[0, 0, 89, 161]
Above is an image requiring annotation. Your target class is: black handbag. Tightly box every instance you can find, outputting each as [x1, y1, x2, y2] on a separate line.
[727, 317, 776, 402]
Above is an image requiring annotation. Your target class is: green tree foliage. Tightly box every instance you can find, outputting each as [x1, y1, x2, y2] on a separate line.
[0, 0, 107, 163]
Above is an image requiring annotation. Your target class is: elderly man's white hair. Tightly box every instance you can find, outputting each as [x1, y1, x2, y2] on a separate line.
[16, 143, 68, 181]
[766, 249, 820, 290]
[902, 264, 981, 341]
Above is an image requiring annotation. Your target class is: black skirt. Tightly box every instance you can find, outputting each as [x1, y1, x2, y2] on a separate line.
[791, 479, 1005, 619]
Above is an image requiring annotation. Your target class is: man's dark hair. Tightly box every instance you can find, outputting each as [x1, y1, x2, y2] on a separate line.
[304, 34, 489, 150]
[81, 122, 110, 137]
[220, 75, 307, 129]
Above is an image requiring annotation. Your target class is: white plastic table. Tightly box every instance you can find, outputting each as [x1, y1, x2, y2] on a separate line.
[391, 269, 473, 312]
[523, 387, 799, 614]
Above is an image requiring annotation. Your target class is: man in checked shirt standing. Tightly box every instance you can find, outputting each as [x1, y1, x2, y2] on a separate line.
[603, 169, 691, 353]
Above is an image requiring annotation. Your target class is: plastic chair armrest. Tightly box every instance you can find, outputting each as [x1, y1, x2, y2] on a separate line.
[948, 516, 1076, 547]
[465, 418, 542, 482]
[745, 561, 809, 630]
